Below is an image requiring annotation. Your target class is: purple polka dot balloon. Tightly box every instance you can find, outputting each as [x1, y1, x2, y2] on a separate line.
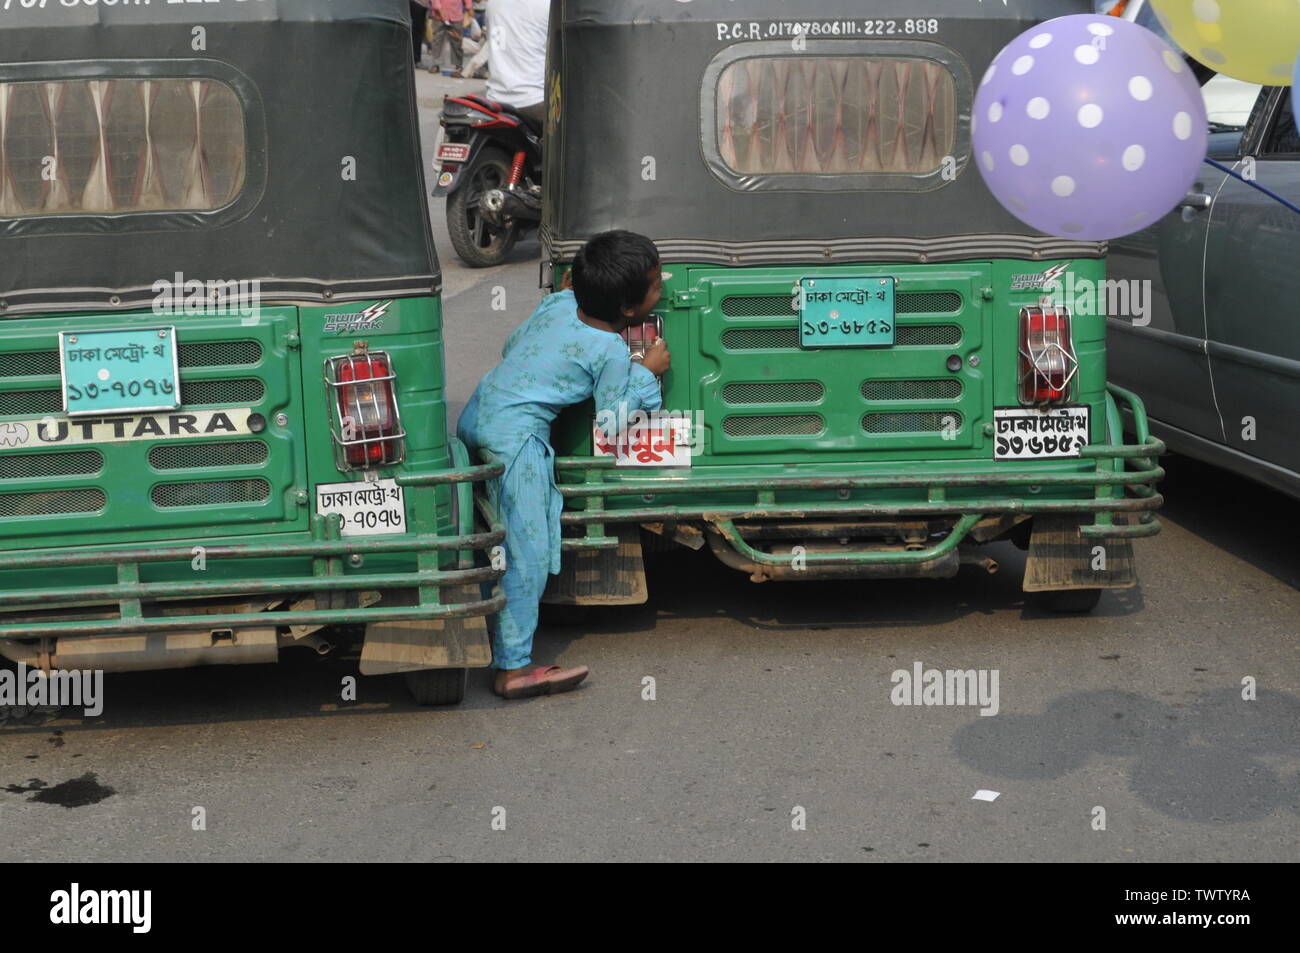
[972, 13, 1208, 241]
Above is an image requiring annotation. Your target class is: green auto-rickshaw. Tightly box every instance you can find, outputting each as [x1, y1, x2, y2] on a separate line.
[519, 0, 1163, 614]
[0, 0, 502, 707]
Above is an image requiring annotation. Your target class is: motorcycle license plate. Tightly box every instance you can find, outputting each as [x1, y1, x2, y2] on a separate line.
[436, 142, 470, 162]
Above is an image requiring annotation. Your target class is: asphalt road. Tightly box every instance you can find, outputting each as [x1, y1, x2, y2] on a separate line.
[0, 70, 1295, 863]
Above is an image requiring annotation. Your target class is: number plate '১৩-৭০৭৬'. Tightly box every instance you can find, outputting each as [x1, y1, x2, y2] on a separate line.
[59, 327, 180, 416]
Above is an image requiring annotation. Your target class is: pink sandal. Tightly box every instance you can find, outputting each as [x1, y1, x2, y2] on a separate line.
[495, 664, 589, 699]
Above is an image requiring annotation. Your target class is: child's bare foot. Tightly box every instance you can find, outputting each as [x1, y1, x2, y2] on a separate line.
[494, 664, 589, 699]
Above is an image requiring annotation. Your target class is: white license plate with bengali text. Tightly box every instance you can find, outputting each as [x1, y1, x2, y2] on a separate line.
[993, 406, 1090, 461]
[316, 478, 407, 537]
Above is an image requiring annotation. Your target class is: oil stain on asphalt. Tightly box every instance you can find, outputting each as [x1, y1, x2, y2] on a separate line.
[3, 772, 115, 808]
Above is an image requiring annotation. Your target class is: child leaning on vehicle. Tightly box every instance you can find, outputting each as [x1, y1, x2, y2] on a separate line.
[457, 230, 670, 700]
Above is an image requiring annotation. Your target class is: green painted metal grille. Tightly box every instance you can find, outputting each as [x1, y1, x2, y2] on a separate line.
[720, 327, 800, 350]
[0, 451, 103, 480]
[177, 340, 263, 368]
[0, 377, 265, 416]
[862, 411, 962, 434]
[149, 441, 269, 470]
[723, 414, 823, 436]
[0, 389, 62, 415]
[0, 352, 60, 378]
[152, 479, 270, 508]
[720, 291, 961, 317]
[0, 340, 262, 382]
[861, 379, 963, 401]
[722, 381, 824, 404]
[896, 324, 961, 346]
[178, 378, 265, 405]
[0, 488, 105, 517]
[721, 323, 961, 350]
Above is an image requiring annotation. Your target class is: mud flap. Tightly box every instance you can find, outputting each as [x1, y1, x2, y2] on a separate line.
[1022, 516, 1136, 592]
[543, 524, 647, 605]
[359, 584, 493, 675]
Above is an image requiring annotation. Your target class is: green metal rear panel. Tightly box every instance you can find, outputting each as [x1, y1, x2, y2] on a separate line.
[0, 297, 458, 603]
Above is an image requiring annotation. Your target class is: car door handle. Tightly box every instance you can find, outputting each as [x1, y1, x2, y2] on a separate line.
[1178, 191, 1213, 210]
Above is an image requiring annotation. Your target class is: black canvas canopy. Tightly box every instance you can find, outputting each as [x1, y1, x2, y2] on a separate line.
[0, 0, 436, 315]
[542, 0, 1105, 266]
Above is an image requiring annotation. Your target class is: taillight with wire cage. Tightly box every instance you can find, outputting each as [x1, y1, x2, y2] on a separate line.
[1018, 305, 1078, 406]
[622, 314, 663, 375]
[324, 341, 406, 470]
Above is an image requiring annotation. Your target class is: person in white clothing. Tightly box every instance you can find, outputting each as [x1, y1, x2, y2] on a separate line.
[484, 0, 549, 127]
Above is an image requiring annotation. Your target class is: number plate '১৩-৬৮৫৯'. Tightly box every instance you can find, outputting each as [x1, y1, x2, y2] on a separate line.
[797, 276, 896, 349]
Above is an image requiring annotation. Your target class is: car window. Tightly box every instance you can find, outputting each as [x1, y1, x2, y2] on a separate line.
[1262, 89, 1298, 156]
[1201, 74, 1263, 158]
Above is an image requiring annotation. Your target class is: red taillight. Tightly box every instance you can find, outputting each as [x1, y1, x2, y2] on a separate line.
[326, 344, 406, 470]
[621, 314, 662, 366]
[1018, 306, 1078, 406]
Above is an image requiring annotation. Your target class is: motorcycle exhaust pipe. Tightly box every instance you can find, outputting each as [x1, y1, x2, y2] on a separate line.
[482, 187, 541, 223]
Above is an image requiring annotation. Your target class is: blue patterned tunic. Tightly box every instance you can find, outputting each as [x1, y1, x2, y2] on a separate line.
[457, 290, 662, 670]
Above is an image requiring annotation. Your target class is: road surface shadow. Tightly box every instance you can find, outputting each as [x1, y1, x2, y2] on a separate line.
[954, 687, 1300, 823]
[1157, 452, 1300, 591]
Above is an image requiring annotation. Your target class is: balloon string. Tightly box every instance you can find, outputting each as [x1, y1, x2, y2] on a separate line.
[1203, 157, 1300, 217]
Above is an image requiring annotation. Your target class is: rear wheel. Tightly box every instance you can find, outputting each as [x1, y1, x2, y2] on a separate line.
[1038, 588, 1103, 613]
[446, 147, 516, 268]
[405, 667, 468, 705]
[539, 603, 589, 626]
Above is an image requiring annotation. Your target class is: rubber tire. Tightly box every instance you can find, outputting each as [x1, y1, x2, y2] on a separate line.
[404, 667, 468, 705]
[446, 147, 517, 268]
[1039, 588, 1103, 613]
[539, 603, 589, 626]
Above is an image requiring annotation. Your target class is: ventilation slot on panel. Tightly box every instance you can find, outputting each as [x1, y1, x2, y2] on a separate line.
[179, 378, 265, 405]
[0, 451, 103, 480]
[723, 414, 823, 437]
[862, 379, 963, 401]
[896, 324, 962, 347]
[723, 381, 824, 404]
[721, 327, 799, 350]
[720, 291, 961, 318]
[863, 411, 962, 434]
[895, 292, 962, 314]
[149, 441, 268, 471]
[178, 341, 263, 368]
[0, 389, 62, 416]
[152, 479, 271, 508]
[0, 352, 60, 378]
[0, 488, 105, 517]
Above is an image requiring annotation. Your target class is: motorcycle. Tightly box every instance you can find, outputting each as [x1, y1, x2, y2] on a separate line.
[432, 94, 543, 268]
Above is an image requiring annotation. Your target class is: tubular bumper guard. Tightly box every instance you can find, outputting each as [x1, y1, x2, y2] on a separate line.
[0, 456, 507, 642]
[509, 384, 1163, 571]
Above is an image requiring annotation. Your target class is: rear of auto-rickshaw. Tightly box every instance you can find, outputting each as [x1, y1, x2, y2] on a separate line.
[527, 0, 1164, 613]
[0, 0, 502, 707]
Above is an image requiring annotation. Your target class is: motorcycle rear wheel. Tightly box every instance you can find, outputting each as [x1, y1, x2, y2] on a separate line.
[447, 146, 517, 268]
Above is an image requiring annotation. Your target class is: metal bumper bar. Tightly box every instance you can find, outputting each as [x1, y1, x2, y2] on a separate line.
[539, 384, 1163, 570]
[0, 458, 506, 641]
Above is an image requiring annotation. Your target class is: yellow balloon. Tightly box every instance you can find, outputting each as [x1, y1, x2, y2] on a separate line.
[1149, 0, 1300, 85]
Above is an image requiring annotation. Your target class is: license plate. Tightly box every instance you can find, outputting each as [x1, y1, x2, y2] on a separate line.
[993, 406, 1090, 460]
[798, 276, 895, 348]
[59, 327, 180, 416]
[436, 142, 470, 162]
[316, 479, 408, 537]
[593, 411, 694, 467]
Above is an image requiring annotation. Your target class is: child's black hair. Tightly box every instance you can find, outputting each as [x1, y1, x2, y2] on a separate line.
[570, 230, 660, 323]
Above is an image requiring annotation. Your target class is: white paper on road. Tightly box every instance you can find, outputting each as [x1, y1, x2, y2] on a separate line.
[972, 790, 1001, 802]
